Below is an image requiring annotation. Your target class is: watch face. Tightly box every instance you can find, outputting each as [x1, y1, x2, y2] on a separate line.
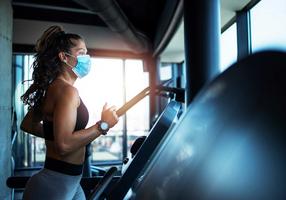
[100, 122, 109, 131]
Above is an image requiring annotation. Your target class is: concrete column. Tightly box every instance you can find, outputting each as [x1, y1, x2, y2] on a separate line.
[0, 0, 12, 199]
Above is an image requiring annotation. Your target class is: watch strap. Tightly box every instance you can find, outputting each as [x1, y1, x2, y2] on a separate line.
[96, 120, 108, 135]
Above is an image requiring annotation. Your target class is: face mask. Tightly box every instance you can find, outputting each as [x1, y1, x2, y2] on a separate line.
[64, 53, 91, 78]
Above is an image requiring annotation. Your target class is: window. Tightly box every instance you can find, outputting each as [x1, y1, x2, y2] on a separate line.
[220, 23, 238, 72]
[75, 58, 125, 162]
[74, 58, 150, 163]
[125, 59, 150, 157]
[13, 54, 46, 167]
[250, 0, 286, 52]
[159, 64, 173, 81]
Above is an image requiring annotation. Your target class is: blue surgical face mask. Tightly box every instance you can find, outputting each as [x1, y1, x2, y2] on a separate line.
[64, 53, 91, 78]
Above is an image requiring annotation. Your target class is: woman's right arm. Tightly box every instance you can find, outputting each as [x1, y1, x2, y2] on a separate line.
[20, 109, 44, 138]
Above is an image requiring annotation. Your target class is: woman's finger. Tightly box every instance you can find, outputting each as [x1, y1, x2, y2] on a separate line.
[102, 102, 108, 111]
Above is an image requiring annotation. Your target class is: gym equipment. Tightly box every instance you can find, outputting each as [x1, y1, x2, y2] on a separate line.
[88, 167, 118, 200]
[127, 51, 286, 199]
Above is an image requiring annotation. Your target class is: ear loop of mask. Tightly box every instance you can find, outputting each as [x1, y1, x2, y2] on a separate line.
[63, 52, 76, 68]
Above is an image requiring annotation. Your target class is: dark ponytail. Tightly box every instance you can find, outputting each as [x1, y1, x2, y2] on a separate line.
[21, 25, 82, 110]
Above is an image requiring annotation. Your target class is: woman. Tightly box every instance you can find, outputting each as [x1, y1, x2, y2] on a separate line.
[20, 25, 119, 200]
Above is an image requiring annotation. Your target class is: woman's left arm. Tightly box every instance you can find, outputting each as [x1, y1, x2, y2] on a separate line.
[20, 109, 44, 138]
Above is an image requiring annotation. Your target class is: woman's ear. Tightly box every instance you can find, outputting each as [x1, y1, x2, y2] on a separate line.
[58, 52, 67, 63]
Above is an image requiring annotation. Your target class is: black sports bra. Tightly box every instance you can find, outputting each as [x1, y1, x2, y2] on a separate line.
[43, 98, 89, 140]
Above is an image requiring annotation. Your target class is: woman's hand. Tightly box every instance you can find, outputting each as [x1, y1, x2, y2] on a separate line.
[101, 103, 119, 128]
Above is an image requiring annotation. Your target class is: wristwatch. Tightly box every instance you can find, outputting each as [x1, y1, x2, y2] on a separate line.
[96, 120, 109, 135]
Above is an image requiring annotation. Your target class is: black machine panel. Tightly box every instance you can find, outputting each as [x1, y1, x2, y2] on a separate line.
[129, 51, 286, 200]
[107, 100, 182, 199]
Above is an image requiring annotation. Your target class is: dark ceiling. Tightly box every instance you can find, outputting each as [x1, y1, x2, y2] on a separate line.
[12, 0, 166, 42]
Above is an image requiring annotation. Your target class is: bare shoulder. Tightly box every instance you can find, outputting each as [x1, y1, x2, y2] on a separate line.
[43, 80, 79, 119]
[47, 80, 79, 105]
[57, 84, 80, 106]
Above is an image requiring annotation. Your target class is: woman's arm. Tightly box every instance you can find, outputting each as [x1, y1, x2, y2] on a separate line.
[53, 86, 118, 157]
[20, 108, 44, 138]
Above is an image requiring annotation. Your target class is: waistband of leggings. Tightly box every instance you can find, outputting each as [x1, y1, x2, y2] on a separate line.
[44, 157, 83, 176]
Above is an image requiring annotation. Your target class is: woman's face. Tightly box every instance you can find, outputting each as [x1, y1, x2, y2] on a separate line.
[65, 39, 88, 66]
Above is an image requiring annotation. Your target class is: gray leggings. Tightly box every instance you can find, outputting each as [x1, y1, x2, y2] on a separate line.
[23, 168, 86, 200]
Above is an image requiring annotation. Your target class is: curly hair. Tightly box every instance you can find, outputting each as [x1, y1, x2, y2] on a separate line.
[21, 25, 83, 110]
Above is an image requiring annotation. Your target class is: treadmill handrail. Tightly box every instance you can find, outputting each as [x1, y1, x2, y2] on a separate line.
[116, 86, 150, 117]
[116, 85, 185, 117]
